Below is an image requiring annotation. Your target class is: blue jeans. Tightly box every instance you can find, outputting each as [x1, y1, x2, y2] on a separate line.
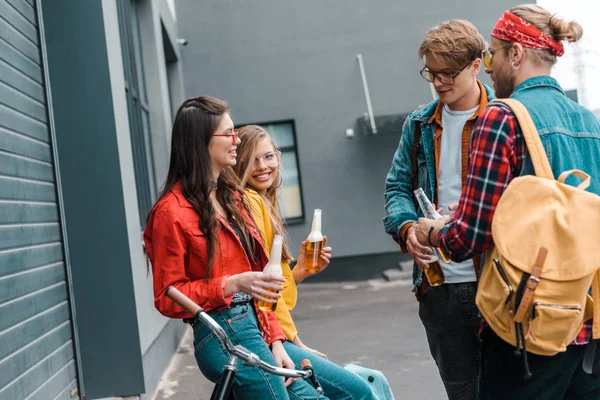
[193, 303, 332, 399]
[418, 282, 481, 400]
[283, 341, 374, 399]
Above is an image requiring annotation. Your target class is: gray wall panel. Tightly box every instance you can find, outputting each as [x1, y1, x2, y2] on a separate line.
[0, 81, 47, 121]
[0, 35, 41, 82]
[0, 59, 44, 100]
[6, 0, 35, 25]
[0, 243, 63, 276]
[0, 126, 51, 161]
[0, 10, 39, 63]
[0, 201, 59, 224]
[0, 322, 72, 387]
[0, 262, 65, 303]
[0, 282, 66, 331]
[0, 343, 75, 400]
[0, 177, 57, 201]
[0, 0, 37, 44]
[29, 368, 77, 400]
[0, 302, 69, 360]
[0, 104, 49, 142]
[0, 151, 53, 181]
[0, 223, 61, 249]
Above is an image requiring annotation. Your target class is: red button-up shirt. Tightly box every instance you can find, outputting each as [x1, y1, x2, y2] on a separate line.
[144, 182, 286, 344]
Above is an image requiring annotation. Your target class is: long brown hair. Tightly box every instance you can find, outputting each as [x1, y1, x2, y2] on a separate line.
[233, 125, 293, 263]
[153, 96, 258, 277]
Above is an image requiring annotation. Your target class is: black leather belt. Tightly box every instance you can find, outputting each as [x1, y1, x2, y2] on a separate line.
[183, 296, 254, 325]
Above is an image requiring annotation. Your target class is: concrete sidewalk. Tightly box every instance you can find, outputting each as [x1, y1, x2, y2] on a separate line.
[152, 278, 445, 399]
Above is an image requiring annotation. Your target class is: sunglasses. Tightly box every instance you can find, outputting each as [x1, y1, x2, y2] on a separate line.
[213, 128, 239, 144]
[482, 44, 513, 68]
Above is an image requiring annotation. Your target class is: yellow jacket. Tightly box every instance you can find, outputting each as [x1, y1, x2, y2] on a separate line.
[245, 189, 299, 341]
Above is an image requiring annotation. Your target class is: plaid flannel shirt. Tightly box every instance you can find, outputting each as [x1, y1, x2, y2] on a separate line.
[437, 104, 592, 345]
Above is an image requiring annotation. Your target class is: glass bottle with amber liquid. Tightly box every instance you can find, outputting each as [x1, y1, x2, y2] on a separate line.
[304, 209, 324, 274]
[413, 188, 450, 286]
[257, 235, 283, 312]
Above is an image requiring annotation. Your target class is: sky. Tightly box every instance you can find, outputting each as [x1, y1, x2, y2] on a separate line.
[537, 0, 600, 113]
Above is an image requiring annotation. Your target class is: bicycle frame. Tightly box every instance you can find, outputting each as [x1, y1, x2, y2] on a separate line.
[165, 286, 324, 399]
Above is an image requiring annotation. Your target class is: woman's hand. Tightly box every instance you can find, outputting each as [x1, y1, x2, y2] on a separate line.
[293, 236, 332, 284]
[292, 335, 327, 359]
[225, 272, 285, 302]
[271, 340, 296, 387]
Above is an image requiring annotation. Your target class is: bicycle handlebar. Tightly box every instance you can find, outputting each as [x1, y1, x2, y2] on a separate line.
[165, 286, 322, 388]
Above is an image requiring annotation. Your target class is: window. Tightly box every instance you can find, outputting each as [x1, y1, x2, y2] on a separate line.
[117, 0, 157, 225]
[254, 121, 305, 223]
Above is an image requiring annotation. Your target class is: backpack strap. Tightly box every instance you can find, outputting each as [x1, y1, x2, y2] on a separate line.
[514, 248, 548, 323]
[490, 99, 554, 180]
[593, 272, 600, 339]
[411, 122, 423, 196]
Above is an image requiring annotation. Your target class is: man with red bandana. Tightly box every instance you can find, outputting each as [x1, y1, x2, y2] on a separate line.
[414, 4, 600, 399]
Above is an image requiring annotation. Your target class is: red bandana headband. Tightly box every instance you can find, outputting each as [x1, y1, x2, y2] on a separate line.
[491, 11, 564, 57]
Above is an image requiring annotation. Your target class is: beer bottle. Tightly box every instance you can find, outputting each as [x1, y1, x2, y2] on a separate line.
[413, 188, 448, 286]
[257, 235, 283, 312]
[304, 209, 324, 274]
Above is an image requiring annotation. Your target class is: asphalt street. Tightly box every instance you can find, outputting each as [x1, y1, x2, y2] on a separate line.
[152, 278, 446, 399]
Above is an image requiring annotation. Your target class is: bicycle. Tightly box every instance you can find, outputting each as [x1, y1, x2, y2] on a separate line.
[165, 286, 325, 400]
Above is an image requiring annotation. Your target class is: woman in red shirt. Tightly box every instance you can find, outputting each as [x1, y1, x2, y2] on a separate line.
[144, 96, 325, 399]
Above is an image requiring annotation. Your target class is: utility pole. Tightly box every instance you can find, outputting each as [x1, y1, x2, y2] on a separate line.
[573, 43, 589, 109]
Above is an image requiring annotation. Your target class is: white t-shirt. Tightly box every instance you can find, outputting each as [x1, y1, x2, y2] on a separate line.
[438, 103, 479, 283]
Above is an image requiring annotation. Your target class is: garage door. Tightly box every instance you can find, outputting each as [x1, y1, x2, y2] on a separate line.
[0, 1, 79, 399]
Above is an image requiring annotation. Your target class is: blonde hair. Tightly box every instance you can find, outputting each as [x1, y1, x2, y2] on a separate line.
[508, 4, 583, 65]
[418, 20, 486, 70]
[234, 125, 292, 263]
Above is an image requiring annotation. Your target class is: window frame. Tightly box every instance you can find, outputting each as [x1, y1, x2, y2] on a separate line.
[117, 0, 157, 226]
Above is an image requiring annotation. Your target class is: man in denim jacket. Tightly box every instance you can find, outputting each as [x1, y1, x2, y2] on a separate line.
[415, 5, 600, 399]
[383, 20, 494, 400]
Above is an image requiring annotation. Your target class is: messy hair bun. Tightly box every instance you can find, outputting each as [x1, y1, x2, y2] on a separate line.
[509, 4, 583, 64]
[549, 16, 583, 43]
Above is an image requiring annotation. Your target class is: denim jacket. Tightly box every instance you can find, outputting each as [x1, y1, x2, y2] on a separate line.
[510, 76, 600, 195]
[383, 82, 494, 292]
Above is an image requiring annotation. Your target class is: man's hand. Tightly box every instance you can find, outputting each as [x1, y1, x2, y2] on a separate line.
[414, 218, 446, 247]
[442, 203, 459, 223]
[406, 225, 434, 270]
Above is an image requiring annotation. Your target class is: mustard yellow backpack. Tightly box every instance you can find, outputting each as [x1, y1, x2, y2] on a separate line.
[475, 99, 600, 378]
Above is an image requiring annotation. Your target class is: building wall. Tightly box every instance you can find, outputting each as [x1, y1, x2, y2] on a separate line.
[39, 0, 185, 397]
[176, 0, 521, 262]
[100, 0, 187, 396]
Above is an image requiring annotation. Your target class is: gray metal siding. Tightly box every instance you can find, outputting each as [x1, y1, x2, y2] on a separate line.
[0, 1, 78, 399]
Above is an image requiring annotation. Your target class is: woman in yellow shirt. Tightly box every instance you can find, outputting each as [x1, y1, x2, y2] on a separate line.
[233, 125, 373, 399]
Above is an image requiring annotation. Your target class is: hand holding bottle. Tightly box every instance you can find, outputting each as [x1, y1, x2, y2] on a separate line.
[226, 272, 284, 303]
[257, 235, 284, 312]
[303, 209, 324, 273]
[406, 225, 434, 270]
[293, 236, 332, 284]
